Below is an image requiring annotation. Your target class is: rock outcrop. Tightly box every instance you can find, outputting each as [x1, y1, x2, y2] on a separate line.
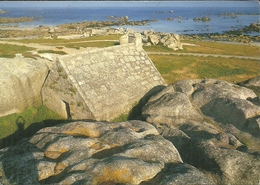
[193, 16, 212, 22]
[0, 120, 186, 185]
[142, 31, 183, 50]
[0, 55, 49, 117]
[0, 9, 8, 14]
[120, 30, 183, 51]
[142, 78, 260, 185]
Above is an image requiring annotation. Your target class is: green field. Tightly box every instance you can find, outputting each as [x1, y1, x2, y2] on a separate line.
[11, 34, 122, 44]
[144, 41, 260, 57]
[149, 54, 260, 84]
[0, 43, 35, 58]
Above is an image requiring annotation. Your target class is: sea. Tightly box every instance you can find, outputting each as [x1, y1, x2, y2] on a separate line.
[0, 1, 259, 35]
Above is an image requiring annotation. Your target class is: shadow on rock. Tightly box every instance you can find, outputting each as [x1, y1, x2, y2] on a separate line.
[0, 139, 40, 184]
[128, 85, 166, 120]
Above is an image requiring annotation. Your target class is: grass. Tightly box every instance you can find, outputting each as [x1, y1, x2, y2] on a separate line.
[144, 41, 260, 57]
[11, 34, 122, 45]
[0, 105, 63, 140]
[0, 43, 35, 58]
[143, 44, 174, 53]
[7, 35, 121, 49]
[113, 113, 129, 123]
[113, 102, 139, 122]
[64, 41, 119, 49]
[180, 40, 260, 57]
[149, 54, 260, 84]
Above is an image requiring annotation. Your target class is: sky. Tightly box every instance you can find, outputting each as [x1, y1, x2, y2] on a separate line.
[0, 1, 258, 8]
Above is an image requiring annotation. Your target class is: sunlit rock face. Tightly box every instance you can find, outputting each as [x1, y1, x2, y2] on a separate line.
[0, 56, 49, 117]
[142, 78, 260, 185]
[0, 120, 183, 185]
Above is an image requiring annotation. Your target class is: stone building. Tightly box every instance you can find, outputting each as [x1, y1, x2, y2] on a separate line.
[42, 43, 166, 121]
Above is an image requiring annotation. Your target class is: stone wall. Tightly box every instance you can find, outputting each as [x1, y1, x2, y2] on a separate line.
[42, 58, 95, 120]
[43, 43, 166, 121]
[0, 56, 49, 117]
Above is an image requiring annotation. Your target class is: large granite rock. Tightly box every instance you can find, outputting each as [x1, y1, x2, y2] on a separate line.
[142, 31, 183, 50]
[160, 34, 183, 50]
[121, 30, 183, 50]
[0, 56, 49, 117]
[143, 92, 204, 123]
[0, 120, 185, 185]
[148, 34, 160, 45]
[157, 163, 215, 185]
[142, 78, 260, 185]
[1, 78, 259, 185]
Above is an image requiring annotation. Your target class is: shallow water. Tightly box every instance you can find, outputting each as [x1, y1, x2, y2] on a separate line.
[0, 1, 259, 34]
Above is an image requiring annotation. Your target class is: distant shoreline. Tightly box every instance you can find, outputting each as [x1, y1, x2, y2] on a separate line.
[1, 18, 259, 45]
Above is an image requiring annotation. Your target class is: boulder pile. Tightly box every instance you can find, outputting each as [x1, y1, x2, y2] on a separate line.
[142, 30, 183, 50]
[120, 30, 183, 51]
[0, 77, 259, 185]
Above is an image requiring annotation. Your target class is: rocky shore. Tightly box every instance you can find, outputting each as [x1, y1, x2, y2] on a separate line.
[0, 9, 8, 14]
[0, 16, 34, 24]
[182, 22, 260, 43]
[193, 16, 211, 22]
[0, 14, 259, 44]
[0, 17, 157, 39]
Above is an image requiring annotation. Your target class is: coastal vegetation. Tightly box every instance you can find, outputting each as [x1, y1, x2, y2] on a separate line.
[0, 43, 34, 58]
[149, 55, 260, 84]
[13, 34, 122, 44]
[144, 40, 260, 84]
[144, 40, 260, 57]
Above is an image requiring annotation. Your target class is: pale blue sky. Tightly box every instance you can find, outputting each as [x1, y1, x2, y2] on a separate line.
[0, 1, 257, 8]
